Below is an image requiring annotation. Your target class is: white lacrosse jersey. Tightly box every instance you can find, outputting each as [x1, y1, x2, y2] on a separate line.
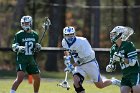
[62, 36, 101, 82]
[62, 36, 95, 64]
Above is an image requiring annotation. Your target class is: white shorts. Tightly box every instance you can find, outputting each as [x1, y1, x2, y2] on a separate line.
[73, 60, 101, 82]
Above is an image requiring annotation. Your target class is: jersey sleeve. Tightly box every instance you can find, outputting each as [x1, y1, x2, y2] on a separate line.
[13, 33, 19, 44]
[126, 42, 137, 58]
[33, 31, 39, 43]
[109, 44, 116, 64]
[61, 39, 66, 48]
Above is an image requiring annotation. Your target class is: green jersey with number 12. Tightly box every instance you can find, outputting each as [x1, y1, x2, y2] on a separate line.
[13, 30, 38, 62]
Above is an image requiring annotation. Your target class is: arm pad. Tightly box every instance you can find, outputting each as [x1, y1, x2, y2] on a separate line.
[128, 58, 137, 66]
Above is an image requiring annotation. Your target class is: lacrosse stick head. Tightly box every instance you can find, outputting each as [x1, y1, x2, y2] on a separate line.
[57, 71, 70, 90]
[42, 17, 51, 30]
[57, 80, 70, 90]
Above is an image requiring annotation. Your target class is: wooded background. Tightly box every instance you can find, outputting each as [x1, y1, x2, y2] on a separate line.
[0, 0, 140, 72]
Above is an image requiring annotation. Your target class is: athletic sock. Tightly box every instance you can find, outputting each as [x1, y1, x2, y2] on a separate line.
[10, 89, 16, 93]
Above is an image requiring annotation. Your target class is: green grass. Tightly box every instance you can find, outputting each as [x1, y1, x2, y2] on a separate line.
[0, 79, 120, 93]
[0, 71, 121, 93]
[0, 78, 120, 93]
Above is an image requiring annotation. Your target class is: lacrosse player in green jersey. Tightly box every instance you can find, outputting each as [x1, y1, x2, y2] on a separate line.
[106, 26, 140, 93]
[10, 16, 41, 93]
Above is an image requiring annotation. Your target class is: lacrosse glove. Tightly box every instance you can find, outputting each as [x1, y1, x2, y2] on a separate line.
[64, 56, 71, 67]
[12, 43, 25, 53]
[106, 64, 116, 72]
[112, 52, 124, 63]
[34, 43, 42, 52]
[64, 64, 74, 73]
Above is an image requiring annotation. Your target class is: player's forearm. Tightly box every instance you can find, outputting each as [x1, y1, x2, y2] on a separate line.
[73, 63, 78, 67]
[124, 57, 137, 66]
[124, 58, 129, 64]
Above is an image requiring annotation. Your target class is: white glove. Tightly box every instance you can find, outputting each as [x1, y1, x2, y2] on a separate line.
[12, 43, 25, 53]
[113, 52, 124, 63]
[18, 46, 25, 53]
[34, 43, 41, 52]
[64, 56, 71, 66]
[64, 64, 74, 73]
[106, 64, 115, 72]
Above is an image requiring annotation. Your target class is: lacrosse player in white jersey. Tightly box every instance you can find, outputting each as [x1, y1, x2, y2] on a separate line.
[62, 26, 121, 93]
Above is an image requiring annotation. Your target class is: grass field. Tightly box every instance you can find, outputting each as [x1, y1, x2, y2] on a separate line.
[0, 71, 121, 93]
[0, 78, 120, 93]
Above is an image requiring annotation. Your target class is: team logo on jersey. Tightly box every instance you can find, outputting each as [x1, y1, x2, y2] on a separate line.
[22, 38, 35, 42]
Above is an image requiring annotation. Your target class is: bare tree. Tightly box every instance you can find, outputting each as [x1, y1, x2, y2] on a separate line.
[83, 0, 100, 47]
[123, 0, 128, 26]
[11, 0, 26, 30]
[45, 0, 66, 71]
[132, 0, 140, 39]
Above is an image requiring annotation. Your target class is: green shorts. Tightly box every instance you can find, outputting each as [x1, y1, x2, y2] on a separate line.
[121, 73, 140, 87]
[16, 55, 40, 74]
[16, 63, 40, 74]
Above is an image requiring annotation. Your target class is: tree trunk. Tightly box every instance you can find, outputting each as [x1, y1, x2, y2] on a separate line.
[45, 0, 66, 71]
[11, 0, 26, 30]
[83, 0, 100, 47]
[123, 0, 128, 26]
[132, 0, 140, 39]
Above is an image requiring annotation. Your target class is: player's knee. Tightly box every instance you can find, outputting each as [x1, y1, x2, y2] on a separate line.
[132, 85, 140, 93]
[33, 75, 40, 82]
[94, 82, 105, 89]
[73, 73, 85, 93]
[15, 78, 23, 83]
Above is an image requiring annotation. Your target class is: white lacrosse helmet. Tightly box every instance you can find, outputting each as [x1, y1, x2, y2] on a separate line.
[63, 26, 76, 43]
[63, 26, 75, 37]
[20, 16, 32, 31]
[110, 26, 134, 43]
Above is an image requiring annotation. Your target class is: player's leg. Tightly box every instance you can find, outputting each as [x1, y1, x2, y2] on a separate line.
[32, 74, 40, 93]
[94, 78, 112, 88]
[131, 73, 140, 93]
[94, 74, 121, 88]
[121, 75, 133, 93]
[10, 71, 25, 93]
[10, 63, 26, 93]
[27, 63, 40, 93]
[73, 66, 86, 93]
[73, 73, 85, 93]
[132, 84, 140, 93]
[84, 61, 120, 88]
[121, 86, 131, 93]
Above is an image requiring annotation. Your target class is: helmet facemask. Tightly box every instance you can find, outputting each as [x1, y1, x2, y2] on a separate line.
[63, 26, 76, 44]
[110, 31, 122, 43]
[110, 26, 125, 43]
[21, 16, 32, 31]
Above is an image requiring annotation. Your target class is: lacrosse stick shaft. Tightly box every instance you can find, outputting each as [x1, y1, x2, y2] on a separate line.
[39, 28, 47, 44]
[65, 71, 68, 81]
[39, 17, 51, 44]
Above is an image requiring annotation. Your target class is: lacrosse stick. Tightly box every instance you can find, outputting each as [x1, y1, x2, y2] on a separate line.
[121, 27, 134, 41]
[39, 17, 51, 44]
[57, 71, 70, 90]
